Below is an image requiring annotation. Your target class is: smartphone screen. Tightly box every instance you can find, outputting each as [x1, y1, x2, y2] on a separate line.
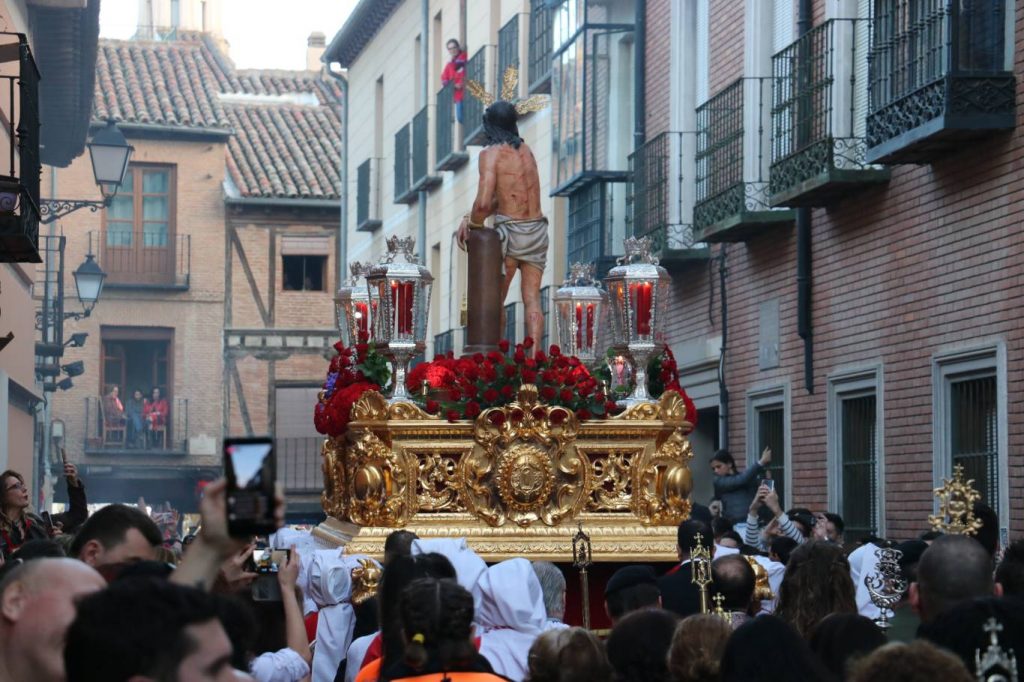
[41, 511, 54, 533]
[252, 548, 290, 574]
[760, 478, 775, 492]
[224, 437, 276, 537]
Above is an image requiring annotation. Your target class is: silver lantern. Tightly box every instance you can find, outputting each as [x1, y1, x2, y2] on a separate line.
[603, 236, 671, 407]
[366, 236, 433, 403]
[334, 262, 374, 347]
[553, 262, 607, 362]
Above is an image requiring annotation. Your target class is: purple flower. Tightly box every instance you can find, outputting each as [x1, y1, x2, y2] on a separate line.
[324, 372, 340, 398]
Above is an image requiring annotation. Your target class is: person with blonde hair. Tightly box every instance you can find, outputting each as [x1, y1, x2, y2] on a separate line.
[526, 627, 611, 682]
[667, 614, 731, 682]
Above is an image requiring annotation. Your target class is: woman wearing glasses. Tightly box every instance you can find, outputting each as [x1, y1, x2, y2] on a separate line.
[0, 463, 88, 560]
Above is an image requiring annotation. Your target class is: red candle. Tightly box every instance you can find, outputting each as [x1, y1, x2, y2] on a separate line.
[354, 302, 369, 337]
[631, 282, 653, 336]
[586, 303, 595, 347]
[575, 302, 583, 349]
[392, 281, 415, 335]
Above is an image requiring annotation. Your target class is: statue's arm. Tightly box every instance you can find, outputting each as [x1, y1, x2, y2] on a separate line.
[470, 151, 498, 226]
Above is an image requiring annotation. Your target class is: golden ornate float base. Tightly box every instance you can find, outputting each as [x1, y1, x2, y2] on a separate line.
[315, 387, 694, 562]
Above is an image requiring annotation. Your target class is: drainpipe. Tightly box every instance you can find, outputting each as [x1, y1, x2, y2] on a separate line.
[633, 0, 646, 151]
[796, 0, 813, 394]
[327, 67, 348, 281]
[717, 245, 729, 451]
[418, 0, 429, 264]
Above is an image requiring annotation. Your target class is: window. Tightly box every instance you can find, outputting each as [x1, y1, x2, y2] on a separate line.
[275, 386, 325, 492]
[528, 0, 552, 92]
[504, 302, 518, 347]
[498, 16, 520, 90]
[282, 255, 326, 292]
[104, 165, 179, 285]
[567, 183, 603, 265]
[933, 345, 1008, 523]
[747, 386, 789, 508]
[828, 368, 884, 538]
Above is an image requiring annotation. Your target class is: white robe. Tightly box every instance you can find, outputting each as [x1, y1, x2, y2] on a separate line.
[475, 559, 547, 682]
[411, 537, 488, 612]
[849, 542, 883, 621]
[307, 550, 379, 682]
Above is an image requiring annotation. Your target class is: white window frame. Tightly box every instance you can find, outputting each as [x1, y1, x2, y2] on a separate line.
[746, 383, 791, 506]
[827, 364, 885, 537]
[931, 342, 1009, 529]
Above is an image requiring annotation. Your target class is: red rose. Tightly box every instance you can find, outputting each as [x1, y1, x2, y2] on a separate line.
[481, 364, 498, 382]
[564, 374, 577, 386]
[425, 399, 440, 414]
[504, 365, 518, 379]
[487, 351, 505, 365]
[605, 400, 619, 413]
[549, 345, 561, 357]
[473, 353, 485, 364]
[541, 370, 558, 384]
[448, 387, 463, 401]
[578, 382, 593, 397]
[498, 339, 510, 352]
[559, 388, 574, 403]
[534, 351, 547, 364]
[524, 358, 537, 370]
[501, 385, 515, 398]
[465, 401, 481, 418]
[521, 369, 537, 384]
[483, 388, 500, 403]
[333, 341, 347, 353]
[576, 408, 591, 421]
[595, 392, 606, 403]
[447, 409, 461, 423]
[514, 349, 527, 364]
[463, 384, 479, 398]
[540, 386, 557, 401]
[523, 336, 535, 349]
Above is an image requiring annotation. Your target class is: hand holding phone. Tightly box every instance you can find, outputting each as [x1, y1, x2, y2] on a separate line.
[224, 437, 277, 537]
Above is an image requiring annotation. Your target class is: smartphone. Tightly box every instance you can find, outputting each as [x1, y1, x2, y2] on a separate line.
[760, 478, 775, 492]
[40, 511, 54, 534]
[224, 436, 276, 537]
[252, 548, 290, 574]
[251, 574, 283, 602]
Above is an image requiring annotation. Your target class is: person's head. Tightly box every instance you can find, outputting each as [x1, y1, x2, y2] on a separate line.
[65, 577, 235, 682]
[711, 554, 756, 613]
[775, 540, 856, 638]
[378, 552, 457, 671]
[847, 641, 973, 682]
[605, 608, 677, 682]
[482, 101, 523, 149]
[972, 502, 999, 558]
[532, 561, 566, 621]
[919, 530, 943, 543]
[132, 388, 143, 400]
[769, 536, 798, 565]
[151, 386, 161, 400]
[676, 519, 712, 562]
[709, 450, 736, 476]
[711, 516, 733, 540]
[667, 614, 731, 682]
[526, 627, 612, 682]
[109, 385, 120, 397]
[917, 595, 1024, 679]
[719, 614, 833, 682]
[910, 534, 999, 624]
[383, 529, 419, 564]
[718, 530, 743, 549]
[446, 38, 461, 56]
[603, 565, 661, 623]
[0, 558, 106, 682]
[996, 538, 1024, 596]
[69, 503, 163, 567]
[787, 508, 816, 539]
[820, 512, 845, 544]
[397, 578, 475, 673]
[11, 539, 65, 561]
[808, 613, 886, 681]
[1, 469, 29, 516]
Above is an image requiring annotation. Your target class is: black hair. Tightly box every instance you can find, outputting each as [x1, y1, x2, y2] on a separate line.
[918, 595, 1024, 678]
[482, 101, 523, 149]
[996, 538, 1024, 596]
[65, 577, 223, 682]
[384, 529, 419, 563]
[709, 449, 735, 468]
[11, 538, 65, 561]
[605, 608, 678, 682]
[446, 38, 461, 49]
[808, 613, 885, 681]
[711, 516, 734, 539]
[392, 578, 476, 679]
[710, 554, 755, 612]
[972, 502, 999, 558]
[378, 552, 457, 678]
[823, 512, 845, 537]
[920, 530, 944, 542]
[215, 595, 257, 671]
[676, 519, 711, 557]
[69, 503, 162, 558]
[605, 582, 661, 621]
[720, 615, 833, 682]
[770, 536, 799, 566]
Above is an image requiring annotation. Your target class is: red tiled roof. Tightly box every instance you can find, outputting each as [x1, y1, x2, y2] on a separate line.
[94, 33, 341, 200]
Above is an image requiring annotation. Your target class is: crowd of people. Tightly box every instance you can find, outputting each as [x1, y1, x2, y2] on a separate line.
[0, 448, 1021, 682]
[102, 384, 170, 448]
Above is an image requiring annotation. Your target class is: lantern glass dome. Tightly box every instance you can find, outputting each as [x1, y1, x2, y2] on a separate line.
[553, 262, 607, 362]
[87, 120, 134, 197]
[335, 262, 374, 346]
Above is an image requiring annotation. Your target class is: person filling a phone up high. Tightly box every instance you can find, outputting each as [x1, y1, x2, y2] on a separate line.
[710, 447, 772, 529]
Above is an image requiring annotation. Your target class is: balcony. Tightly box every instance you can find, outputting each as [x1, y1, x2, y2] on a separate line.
[528, 0, 552, 93]
[84, 396, 190, 455]
[278, 436, 324, 494]
[627, 132, 708, 266]
[89, 230, 190, 290]
[435, 82, 468, 171]
[433, 330, 454, 358]
[693, 78, 796, 243]
[394, 123, 416, 204]
[356, 158, 383, 232]
[463, 47, 489, 146]
[411, 107, 442, 193]
[769, 20, 890, 207]
[0, 34, 41, 264]
[865, 0, 1015, 164]
[498, 15, 521, 92]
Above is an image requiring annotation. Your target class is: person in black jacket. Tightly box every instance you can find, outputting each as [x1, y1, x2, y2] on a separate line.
[711, 448, 772, 526]
[657, 520, 713, 618]
[0, 463, 88, 559]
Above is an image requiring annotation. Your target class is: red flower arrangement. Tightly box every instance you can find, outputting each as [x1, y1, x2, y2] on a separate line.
[313, 336, 389, 438]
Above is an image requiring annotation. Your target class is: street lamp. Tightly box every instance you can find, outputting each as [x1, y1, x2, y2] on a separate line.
[39, 120, 134, 224]
[72, 252, 106, 317]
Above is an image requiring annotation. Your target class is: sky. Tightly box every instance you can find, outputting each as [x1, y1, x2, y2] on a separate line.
[99, 0, 359, 70]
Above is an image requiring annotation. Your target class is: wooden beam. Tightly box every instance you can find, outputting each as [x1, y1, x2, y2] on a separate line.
[229, 229, 271, 327]
[229, 359, 254, 435]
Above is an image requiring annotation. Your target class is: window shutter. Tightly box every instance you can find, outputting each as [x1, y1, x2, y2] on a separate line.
[852, 0, 872, 136]
[281, 236, 331, 255]
[695, 0, 709, 104]
[773, 0, 794, 54]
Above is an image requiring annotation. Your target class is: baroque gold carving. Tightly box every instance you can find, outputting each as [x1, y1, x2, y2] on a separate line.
[350, 390, 389, 422]
[929, 464, 983, 535]
[585, 447, 645, 512]
[413, 449, 466, 512]
[389, 401, 439, 421]
[632, 428, 694, 525]
[345, 431, 414, 526]
[320, 437, 346, 520]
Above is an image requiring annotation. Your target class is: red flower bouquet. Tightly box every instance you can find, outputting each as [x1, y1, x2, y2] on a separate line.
[313, 336, 391, 438]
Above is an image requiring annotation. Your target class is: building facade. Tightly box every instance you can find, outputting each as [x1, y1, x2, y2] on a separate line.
[637, 0, 1021, 539]
[41, 1, 342, 514]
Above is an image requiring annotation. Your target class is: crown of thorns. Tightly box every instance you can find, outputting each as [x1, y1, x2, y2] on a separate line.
[465, 65, 550, 116]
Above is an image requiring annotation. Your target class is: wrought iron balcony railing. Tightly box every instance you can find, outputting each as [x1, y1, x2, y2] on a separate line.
[528, 0, 552, 93]
[89, 230, 190, 289]
[84, 396, 190, 454]
[0, 34, 41, 264]
[356, 157, 383, 232]
[865, 0, 1015, 163]
[433, 330, 454, 358]
[504, 302, 518, 347]
[411, 107, 441, 193]
[498, 15, 521, 93]
[278, 436, 325, 494]
[464, 47, 489, 146]
[436, 82, 468, 172]
[394, 123, 416, 204]
[694, 78, 796, 243]
[769, 19, 890, 207]
[627, 131, 707, 264]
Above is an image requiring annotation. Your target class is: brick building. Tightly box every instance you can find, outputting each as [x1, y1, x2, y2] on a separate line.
[43, 0, 341, 515]
[633, 0, 1021, 540]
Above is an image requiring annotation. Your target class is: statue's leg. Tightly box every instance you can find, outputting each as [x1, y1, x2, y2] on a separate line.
[499, 257, 518, 340]
[520, 263, 544, 347]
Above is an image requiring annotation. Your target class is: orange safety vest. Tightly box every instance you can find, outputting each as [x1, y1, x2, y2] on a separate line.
[390, 673, 506, 682]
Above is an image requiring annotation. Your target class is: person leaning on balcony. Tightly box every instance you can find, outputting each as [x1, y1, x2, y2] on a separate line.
[0, 464, 88, 559]
[143, 386, 170, 446]
[442, 38, 468, 124]
[102, 384, 126, 430]
[125, 388, 146, 448]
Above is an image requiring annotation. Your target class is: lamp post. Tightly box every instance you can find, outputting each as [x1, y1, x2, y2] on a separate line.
[603, 236, 671, 407]
[553, 263, 607, 362]
[365, 236, 433, 403]
[39, 120, 133, 224]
